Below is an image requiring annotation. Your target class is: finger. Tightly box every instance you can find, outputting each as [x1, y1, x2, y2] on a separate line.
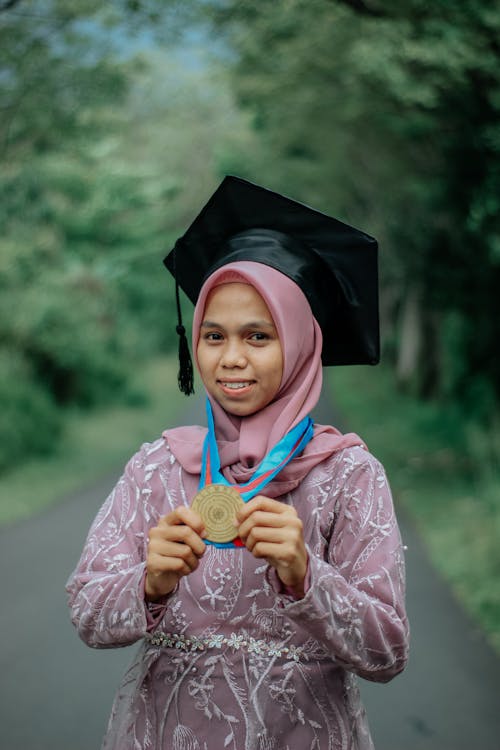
[245, 540, 287, 561]
[243, 525, 290, 553]
[160, 507, 206, 535]
[236, 495, 287, 523]
[147, 550, 194, 579]
[149, 523, 206, 557]
[247, 538, 306, 573]
[238, 505, 300, 533]
[237, 510, 290, 540]
[147, 540, 201, 574]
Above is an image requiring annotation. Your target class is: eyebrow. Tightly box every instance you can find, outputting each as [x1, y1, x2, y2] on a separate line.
[200, 319, 276, 331]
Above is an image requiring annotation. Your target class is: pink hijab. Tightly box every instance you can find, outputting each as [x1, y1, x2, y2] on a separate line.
[165, 261, 365, 497]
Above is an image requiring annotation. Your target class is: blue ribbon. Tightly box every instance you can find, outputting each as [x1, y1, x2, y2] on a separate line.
[199, 398, 314, 548]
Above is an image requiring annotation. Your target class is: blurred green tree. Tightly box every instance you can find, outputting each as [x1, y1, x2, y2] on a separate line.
[1, 0, 135, 467]
[199, 0, 500, 423]
[0, 1, 262, 470]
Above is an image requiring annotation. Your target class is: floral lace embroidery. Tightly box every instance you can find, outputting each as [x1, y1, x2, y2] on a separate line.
[146, 631, 307, 663]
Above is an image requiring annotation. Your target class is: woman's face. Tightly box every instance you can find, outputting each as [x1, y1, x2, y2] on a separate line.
[196, 282, 283, 417]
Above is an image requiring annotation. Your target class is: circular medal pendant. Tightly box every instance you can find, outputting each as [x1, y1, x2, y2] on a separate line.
[191, 484, 244, 543]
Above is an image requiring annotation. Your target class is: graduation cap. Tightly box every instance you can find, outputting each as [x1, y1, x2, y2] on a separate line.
[164, 175, 379, 394]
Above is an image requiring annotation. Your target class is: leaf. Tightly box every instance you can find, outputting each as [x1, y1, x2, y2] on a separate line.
[308, 719, 323, 729]
[245, 588, 263, 598]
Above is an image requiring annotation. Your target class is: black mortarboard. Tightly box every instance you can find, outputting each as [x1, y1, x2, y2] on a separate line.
[164, 175, 379, 394]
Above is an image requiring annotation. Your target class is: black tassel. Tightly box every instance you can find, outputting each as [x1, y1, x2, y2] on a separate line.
[176, 323, 194, 395]
[173, 247, 194, 395]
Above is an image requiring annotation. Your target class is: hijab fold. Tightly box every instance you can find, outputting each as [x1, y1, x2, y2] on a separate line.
[165, 262, 365, 497]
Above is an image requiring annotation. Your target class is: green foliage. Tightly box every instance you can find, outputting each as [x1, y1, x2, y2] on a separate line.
[5, 0, 499, 470]
[0, 1, 263, 471]
[0, 153, 140, 407]
[0, 2, 128, 156]
[328, 364, 500, 654]
[0, 348, 62, 471]
[200, 0, 500, 424]
[0, 356, 186, 525]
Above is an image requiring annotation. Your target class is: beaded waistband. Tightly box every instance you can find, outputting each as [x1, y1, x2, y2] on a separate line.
[145, 631, 306, 663]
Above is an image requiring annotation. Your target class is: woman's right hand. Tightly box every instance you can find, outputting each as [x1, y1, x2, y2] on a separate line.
[145, 507, 206, 600]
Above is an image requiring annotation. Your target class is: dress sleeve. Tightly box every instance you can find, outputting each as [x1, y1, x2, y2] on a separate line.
[66, 442, 169, 649]
[268, 450, 409, 683]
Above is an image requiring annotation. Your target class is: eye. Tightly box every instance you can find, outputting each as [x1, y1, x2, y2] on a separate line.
[203, 331, 224, 342]
[248, 332, 270, 343]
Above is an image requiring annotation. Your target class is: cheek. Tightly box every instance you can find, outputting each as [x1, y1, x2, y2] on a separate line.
[268, 348, 284, 389]
[196, 343, 213, 377]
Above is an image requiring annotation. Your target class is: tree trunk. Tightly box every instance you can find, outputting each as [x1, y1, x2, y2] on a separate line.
[396, 285, 422, 391]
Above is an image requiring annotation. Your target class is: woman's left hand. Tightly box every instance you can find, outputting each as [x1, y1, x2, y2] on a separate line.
[236, 496, 308, 598]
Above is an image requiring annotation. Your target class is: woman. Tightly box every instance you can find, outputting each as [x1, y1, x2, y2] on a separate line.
[67, 176, 409, 749]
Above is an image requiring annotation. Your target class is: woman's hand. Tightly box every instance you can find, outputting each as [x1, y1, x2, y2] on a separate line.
[145, 507, 206, 601]
[236, 496, 308, 598]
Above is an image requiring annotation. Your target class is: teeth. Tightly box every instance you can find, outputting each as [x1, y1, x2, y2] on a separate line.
[221, 382, 251, 390]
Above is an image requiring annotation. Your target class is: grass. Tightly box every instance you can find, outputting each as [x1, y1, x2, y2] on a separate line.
[0, 357, 190, 527]
[327, 364, 500, 655]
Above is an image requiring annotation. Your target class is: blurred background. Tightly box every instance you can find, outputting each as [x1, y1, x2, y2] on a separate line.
[1, 0, 500, 746]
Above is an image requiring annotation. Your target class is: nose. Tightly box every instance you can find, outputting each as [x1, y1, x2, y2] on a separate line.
[220, 339, 247, 368]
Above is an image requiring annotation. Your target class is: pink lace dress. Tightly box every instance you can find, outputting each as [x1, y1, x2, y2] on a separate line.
[66, 437, 409, 750]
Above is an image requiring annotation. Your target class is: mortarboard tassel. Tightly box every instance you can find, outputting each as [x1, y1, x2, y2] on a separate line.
[173, 251, 194, 395]
[176, 321, 194, 395]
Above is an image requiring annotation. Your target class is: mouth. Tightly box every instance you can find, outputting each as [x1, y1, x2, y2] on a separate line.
[217, 380, 255, 395]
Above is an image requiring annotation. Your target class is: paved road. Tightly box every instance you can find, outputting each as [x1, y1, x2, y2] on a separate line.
[1, 391, 499, 749]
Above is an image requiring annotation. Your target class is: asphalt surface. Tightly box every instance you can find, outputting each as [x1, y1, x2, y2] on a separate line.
[1, 390, 500, 749]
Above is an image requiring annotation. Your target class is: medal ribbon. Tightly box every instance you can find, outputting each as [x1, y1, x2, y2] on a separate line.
[199, 398, 314, 548]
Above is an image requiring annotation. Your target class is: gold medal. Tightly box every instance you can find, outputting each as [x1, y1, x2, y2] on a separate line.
[191, 484, 245, 544]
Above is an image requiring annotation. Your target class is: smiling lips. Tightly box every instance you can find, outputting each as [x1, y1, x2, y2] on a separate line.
[218, 380, 255, 393]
